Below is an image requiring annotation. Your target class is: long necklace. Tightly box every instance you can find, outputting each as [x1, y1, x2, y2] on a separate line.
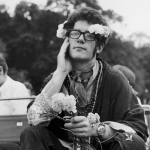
[69, 60, 95, 83]
[64, 60, 104, 150]
[64, 60, 103, 116]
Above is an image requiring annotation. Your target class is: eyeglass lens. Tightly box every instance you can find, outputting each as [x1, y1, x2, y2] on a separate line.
[69, 30, 95, 41]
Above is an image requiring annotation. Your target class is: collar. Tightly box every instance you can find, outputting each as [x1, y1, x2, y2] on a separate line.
[0, 76, 11, 96]
[69, 60, 99, 83]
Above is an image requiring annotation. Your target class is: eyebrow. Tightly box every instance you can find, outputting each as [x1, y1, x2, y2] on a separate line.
[72, 29, 90, 33]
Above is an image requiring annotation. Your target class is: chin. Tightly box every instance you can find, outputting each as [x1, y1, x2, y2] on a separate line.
[70, 56, 91, 62]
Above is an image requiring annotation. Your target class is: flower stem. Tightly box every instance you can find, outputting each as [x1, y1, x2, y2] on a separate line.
[55, 115, 66, 121]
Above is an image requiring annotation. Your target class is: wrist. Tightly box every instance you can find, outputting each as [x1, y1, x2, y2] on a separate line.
[51, 69, 68, 87]
[96, 123, 106, 139]
[55, 69, 69, 76]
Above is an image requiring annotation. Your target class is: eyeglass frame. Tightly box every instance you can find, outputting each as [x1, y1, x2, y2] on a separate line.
[67, 29, 96, 41]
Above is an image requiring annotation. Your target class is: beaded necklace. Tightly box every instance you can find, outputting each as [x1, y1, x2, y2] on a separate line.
[64, 60, 103, 116]
[69, 60, 95, 83]
[69, 72, 91, 83]
[64, 60, 103, 150]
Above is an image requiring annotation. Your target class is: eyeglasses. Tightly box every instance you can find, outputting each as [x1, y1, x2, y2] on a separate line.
[68, 30, 95, 41]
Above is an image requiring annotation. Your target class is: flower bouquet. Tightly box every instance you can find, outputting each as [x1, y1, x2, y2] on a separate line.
[50, 92, 77, 121]
[50, 93, 100, 150]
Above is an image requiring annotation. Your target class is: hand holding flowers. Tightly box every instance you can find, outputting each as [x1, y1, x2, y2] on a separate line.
[50, 93, 101, 128]
[50, 93, 101, 137]
[64, 113, 101, 137]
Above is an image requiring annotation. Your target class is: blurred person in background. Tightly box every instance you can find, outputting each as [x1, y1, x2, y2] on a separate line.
[112, 64, 142, 105]
[0, 53, 30, 115]
[23, 81, 35, 96]
[113, 64, 150, 149]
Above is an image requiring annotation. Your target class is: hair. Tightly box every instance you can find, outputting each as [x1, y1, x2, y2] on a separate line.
[113, 65, 135, 87]
[0, 54, 8, 74]
[24, 81, 33, 90]
[64, 7, 111, 50]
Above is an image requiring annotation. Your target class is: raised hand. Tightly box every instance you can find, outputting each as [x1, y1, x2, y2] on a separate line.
[64, 116, 97, 137]
[57, 37, 72, 74]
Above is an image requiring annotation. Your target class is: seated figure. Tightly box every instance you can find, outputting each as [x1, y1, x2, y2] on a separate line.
[20, 7, 148, 150]
[0, 54, 30, 115]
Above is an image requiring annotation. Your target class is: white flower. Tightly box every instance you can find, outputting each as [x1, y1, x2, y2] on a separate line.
[63, 95, 77, 113]
[87, 112, 100, 127]
[50, 93, 77, 114]
[56, 21, 68, 39]
[50, 93, 66, 114]
[88, 24, 111, 37]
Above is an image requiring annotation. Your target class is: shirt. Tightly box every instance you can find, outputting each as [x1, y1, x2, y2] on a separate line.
[0, 76, 30, 115]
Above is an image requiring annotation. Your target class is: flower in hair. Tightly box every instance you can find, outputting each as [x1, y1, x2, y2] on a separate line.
[56, 21, 68, 39]
[88, 24, 111, 37]
[87, 112, 100, 127]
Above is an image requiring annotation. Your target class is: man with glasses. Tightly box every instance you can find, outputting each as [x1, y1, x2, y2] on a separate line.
[20, 7, 148, 150]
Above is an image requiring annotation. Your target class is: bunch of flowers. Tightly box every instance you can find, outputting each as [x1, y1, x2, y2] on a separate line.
[50, 92, 77, 114]
[50, 93, 101, 127]
[56, 21, 111, 39]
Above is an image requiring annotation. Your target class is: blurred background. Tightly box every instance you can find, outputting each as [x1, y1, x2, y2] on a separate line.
[0, 0, 150, 103]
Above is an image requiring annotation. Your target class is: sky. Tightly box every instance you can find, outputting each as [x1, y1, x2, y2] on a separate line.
[0, 0, 150, 39]
[98, 0, 150, 38]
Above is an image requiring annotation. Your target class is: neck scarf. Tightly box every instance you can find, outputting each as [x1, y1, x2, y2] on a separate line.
[69, 60, 99, 108]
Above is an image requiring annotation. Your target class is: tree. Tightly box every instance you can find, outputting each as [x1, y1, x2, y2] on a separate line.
[1, 0, 150, 101]
[46, 0, 101, 16]
[100, 31, 149, 99]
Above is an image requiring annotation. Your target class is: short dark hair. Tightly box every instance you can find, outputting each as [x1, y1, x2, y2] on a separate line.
[64, 7, 111, 49]
[113, 65, 135, 87]
[0, 54, 8, 74]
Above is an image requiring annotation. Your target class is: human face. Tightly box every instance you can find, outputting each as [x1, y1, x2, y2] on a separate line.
[0, 66, 6, 86]
[68, 21, 97, 62]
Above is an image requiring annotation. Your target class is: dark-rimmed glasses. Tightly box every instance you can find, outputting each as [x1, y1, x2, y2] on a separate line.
[68, 30, 95, 41]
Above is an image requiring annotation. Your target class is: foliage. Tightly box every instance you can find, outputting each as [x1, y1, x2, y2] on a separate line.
[46, 0, 101, 15]
[8, 68, 28, 83]
[101, 32, 147, 97]
[0, 0, 150, 101]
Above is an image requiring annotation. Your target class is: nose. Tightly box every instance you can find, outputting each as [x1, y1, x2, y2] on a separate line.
[77, 33, 85, 43]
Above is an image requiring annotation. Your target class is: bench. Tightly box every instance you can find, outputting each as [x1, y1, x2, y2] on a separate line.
[0, 114, 29, 142]
[0, 97, 35, 143]
[142, 105, 150, 150]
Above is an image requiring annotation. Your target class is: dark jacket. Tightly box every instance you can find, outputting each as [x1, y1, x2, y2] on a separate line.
[28, 59, 148, 147]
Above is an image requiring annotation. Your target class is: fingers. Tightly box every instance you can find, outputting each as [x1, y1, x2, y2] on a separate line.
[66, 126, 90, 137]
[64, 122, 86, 129]
[64, 116, 88, 129]
[59, 37, 69, 55]
[71, 116, 87, 123]
[70, 128, 86, 133]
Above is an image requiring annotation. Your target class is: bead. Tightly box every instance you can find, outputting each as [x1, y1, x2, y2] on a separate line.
[65, 60, 103, 115]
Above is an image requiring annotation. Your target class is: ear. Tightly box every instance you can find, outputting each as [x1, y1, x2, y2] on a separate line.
[96, 45, 103, 54]
[0, 66, 4, 75]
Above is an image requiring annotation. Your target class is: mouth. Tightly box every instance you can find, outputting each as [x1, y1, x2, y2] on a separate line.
[74, 47, 86, 50]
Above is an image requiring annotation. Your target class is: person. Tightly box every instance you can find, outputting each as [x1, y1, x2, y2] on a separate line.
[23, 81, 35, 96]
[112, 64, 142, 105]
[0, 54, 30, 115]
[113, 64, 150, 150]
[20, 7, 148, 150]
